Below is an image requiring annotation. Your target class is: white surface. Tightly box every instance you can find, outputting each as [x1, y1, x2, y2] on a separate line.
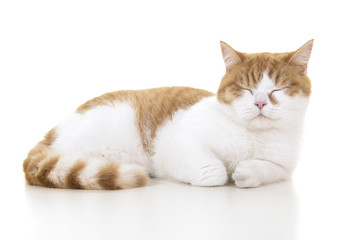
[1, 0, 360, 239]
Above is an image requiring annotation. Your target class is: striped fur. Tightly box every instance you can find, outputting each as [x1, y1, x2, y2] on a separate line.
[23, 131, 149, 190]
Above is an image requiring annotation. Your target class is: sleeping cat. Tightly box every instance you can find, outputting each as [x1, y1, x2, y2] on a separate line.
[23, 40, 313, 189]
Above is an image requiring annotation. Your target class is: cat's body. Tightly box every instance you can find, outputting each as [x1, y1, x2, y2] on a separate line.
[23, 40, 313, 189]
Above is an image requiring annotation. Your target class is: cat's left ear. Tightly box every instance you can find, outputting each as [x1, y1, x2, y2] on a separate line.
[290, 39, 314, 71]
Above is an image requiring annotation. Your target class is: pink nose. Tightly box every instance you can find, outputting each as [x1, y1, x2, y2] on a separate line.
[255, 101, 267, 110]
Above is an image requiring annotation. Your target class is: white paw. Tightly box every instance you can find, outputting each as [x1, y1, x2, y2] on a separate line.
[190, 164, 228, 187]
[232, 162, 262, 188]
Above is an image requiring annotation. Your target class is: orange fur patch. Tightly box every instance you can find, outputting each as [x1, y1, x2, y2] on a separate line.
[96, 162, 120, 190]
[41, 128, 57, 146]
[35, 156, 59, 188]
[118, 167, 149, 189]
[66, 160, 86, 189]
[24, 128, 59, 187]
[132, 170, 148, 187]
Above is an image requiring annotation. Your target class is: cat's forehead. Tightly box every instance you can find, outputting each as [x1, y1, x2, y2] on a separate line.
[235, 53, 286, 89]
[255, 72, 276, 91]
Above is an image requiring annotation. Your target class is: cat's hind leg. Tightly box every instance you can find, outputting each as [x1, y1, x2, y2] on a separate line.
[24, 103, 150, 190]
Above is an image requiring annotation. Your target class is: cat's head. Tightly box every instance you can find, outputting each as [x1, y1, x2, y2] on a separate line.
[217, 40, 313, 130]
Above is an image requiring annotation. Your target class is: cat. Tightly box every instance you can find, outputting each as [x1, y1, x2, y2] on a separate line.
[23, 40, 313, 190]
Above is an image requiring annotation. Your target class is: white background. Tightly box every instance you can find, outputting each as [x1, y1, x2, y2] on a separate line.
[0, 0, 359, 239]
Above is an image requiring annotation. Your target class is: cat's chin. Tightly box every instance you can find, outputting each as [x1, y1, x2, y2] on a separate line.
[254, 113, 271, 120]
[244, 114, 279, 130]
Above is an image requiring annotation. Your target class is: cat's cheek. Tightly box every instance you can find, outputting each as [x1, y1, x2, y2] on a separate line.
[231, 96, 258, 117]
[272, 91, 289, 103]
[281, 94, 310, 113]
[271, 93, 293, 111]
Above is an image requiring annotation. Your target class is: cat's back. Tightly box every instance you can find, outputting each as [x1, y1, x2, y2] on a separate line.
[76, 87, 214, 151]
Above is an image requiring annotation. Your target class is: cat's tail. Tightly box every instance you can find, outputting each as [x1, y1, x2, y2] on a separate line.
[23, 141, 149, 190]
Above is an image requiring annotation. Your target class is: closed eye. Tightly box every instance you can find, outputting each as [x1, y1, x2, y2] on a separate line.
[239, 87, 253, 95]
[235, 83, 253, 95]
[270, 87, 287, 96]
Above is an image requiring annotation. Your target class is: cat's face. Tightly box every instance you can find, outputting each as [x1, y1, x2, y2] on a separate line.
[217, 40, 313, 129]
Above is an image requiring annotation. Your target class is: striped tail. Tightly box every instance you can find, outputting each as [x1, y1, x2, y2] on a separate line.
[23, 141, 149, 190]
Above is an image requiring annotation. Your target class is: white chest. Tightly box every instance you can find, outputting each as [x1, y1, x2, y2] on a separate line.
[198, 117, 301, 173]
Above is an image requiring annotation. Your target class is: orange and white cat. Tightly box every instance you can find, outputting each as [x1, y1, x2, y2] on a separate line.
[23, 40, 313, 190]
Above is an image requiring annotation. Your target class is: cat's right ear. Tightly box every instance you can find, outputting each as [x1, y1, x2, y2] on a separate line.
[220, 41, 242, 68]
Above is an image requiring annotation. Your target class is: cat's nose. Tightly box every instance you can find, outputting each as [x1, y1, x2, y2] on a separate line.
[254, 92, 268, 110]
[255, 101, 267, 110]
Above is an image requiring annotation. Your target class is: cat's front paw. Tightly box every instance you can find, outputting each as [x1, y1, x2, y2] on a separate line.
[190, 163, 228, 187]
[232, 161, 262, 188]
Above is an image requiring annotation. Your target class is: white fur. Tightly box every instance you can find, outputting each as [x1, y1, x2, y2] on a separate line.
[49, 72, 309, 188]
[52, 103, 148, 165]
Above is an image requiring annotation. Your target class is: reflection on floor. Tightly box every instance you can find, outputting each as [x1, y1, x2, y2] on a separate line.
[24, 179, 298, 240]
